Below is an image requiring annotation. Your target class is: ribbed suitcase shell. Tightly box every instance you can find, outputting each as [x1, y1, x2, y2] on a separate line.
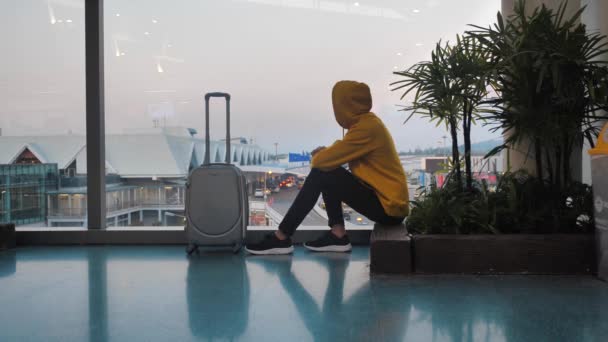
[185, 165, 247, 251]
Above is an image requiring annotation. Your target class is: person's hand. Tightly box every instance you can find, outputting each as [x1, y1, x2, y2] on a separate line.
[311, 146, 326, 156]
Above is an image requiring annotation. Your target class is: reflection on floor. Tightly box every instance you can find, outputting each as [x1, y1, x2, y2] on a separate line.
[1, 246, 607, 341]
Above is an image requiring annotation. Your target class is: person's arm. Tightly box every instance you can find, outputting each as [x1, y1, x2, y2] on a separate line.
[311, 124, 378, 171]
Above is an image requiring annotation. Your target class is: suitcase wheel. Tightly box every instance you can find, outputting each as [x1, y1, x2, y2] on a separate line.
[186, 244, 199, 256]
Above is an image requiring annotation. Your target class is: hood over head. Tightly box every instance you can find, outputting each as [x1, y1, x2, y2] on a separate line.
[332, 81, 372, 129]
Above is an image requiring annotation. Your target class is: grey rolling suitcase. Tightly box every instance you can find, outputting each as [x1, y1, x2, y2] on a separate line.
[185, 92, 248, 255]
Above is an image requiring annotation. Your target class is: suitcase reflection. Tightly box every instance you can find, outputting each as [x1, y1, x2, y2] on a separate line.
[187, 253, 250, 339]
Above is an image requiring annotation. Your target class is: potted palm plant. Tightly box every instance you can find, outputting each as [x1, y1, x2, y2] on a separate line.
[392, 41, 464, 190]
[390, 0, 606, 274]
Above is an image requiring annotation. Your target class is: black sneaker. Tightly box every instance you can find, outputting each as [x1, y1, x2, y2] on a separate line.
[304, 231, 352, 252]
[245, 233, 294, 255]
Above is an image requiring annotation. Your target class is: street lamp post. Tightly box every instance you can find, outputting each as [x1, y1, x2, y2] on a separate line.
[264, 170, 272, 200]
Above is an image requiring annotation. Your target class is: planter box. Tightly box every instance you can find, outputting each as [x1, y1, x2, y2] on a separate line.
[0, 224, 16, 250]
[413, 234, 595, 274]
[370, 223, 412, 274]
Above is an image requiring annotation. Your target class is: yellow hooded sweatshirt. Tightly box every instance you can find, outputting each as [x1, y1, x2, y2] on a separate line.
[311, 81, 409, 217]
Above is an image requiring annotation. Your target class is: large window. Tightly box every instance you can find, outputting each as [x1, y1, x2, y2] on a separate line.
[0, 0, 86, 228]
[99, 0, 503, 228]
[2, 0, 503, 229]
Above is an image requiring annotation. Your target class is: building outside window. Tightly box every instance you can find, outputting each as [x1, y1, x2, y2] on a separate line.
[0, 164, 58, 226]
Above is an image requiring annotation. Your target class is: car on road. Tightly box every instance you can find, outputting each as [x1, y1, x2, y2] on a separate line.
[254, 189, 264, 198]
[354, 216, 369, 225]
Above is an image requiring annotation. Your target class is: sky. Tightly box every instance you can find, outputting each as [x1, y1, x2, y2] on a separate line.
[0, 0, 503, 154]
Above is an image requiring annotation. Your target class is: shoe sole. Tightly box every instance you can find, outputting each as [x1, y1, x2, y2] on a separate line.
[303, 243, 352, 253]
[245, 246, 294, 255]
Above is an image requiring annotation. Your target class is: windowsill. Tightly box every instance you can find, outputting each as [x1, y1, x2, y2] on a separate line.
[17, 225, 374, 232]
[15, 225, 374, 245]
[16, 226, 185, 232]
[247, 225, 374, 230]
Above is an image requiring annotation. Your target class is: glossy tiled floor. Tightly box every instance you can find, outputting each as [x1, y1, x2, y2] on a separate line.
[1, 246, 608, 342]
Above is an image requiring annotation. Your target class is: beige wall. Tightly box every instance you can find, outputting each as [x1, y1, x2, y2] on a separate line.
[499, 0, 605, 181]
[582, 0, 608, 184]
[583, 0, 608, 36]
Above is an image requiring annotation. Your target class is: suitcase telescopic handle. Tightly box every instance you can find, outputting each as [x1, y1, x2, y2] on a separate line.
[204, 92, 231, 165]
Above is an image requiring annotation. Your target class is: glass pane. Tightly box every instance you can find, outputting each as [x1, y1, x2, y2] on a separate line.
[0, 1, 86, 228]
[101, 0, 502, 228]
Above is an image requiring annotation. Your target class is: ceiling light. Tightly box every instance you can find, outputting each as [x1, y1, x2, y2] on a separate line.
[66, 19, 72, 23]
[413, 9, 420, 13]
[57, 19, 63, 23]
[115, 13, 120, 17]
[415, 43, 423, 47]
[354, 2, 360, 6]
[144, 31, 150, 35]
[121, 52, 125, 56]
[152, 19, 158, 24]
[396, 52, 402, 56]
[393, 66, 398, 69]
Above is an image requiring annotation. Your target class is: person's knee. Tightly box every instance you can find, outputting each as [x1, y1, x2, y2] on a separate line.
[310, 167, 346, 176]
[307, 167, 347, 189]
[309, 168, 322, 175]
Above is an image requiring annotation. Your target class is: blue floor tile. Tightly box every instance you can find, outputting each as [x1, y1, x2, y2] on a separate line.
[1, 246, 607, 342]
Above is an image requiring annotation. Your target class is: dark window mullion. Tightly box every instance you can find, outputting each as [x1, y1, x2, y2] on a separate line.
[85, 0, 106, 229]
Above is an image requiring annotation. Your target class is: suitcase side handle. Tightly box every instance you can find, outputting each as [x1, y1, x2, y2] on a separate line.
[204, 92, 231, 165]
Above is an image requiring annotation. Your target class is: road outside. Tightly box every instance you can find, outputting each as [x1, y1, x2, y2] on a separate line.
[265, 187, 327, 226]
[267, 186, 382, 226]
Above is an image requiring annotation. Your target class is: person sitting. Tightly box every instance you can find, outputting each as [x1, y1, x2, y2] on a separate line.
[245, 80, 409, 255]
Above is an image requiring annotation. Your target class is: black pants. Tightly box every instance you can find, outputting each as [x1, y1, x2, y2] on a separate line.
[278, 168, 405, 236]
